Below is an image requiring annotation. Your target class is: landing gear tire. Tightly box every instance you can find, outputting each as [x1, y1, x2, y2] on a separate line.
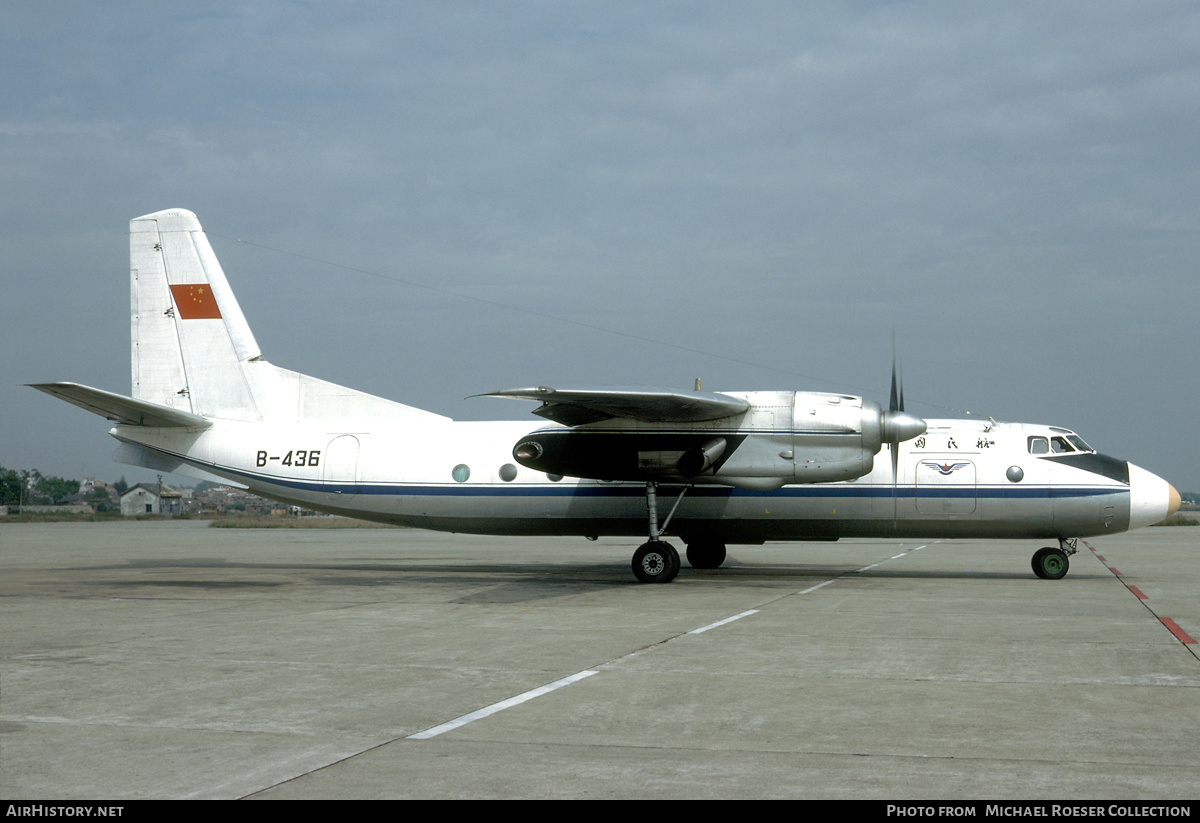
[686, 540, 727, 570]
[1031, 547, 1069, 580]
[632, 541, 680, 584]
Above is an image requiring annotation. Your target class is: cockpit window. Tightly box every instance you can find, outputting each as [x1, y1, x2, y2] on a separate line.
[1050, 436, 1075, 453]
[1031, 432, 1095, 456]
[1066, 434, 1093, 452]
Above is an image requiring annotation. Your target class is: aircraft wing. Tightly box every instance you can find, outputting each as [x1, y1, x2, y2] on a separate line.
[477, 386, 750, 426]
[28, 382, 212, 429]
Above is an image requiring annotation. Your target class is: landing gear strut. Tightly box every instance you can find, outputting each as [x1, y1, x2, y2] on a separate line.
[1032, 538, 1077, 580]
[631, 482, 688, 584]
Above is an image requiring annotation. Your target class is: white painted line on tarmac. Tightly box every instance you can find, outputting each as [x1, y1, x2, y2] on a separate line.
[689, 609, 760, 634]
[864, 544, 930, 570]
[407, 670, 599, 740]
[409, 542, 941, 741]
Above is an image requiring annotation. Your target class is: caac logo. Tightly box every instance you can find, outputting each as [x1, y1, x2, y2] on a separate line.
[921, 461, 971, 476]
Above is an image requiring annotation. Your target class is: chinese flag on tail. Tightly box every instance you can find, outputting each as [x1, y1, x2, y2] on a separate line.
[169, 284, 222, 320]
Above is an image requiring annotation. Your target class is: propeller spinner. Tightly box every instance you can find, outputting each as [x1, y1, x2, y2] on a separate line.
[881, 353, 926, 444]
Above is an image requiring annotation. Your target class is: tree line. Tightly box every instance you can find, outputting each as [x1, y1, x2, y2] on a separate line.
[0, 465, 128, 507]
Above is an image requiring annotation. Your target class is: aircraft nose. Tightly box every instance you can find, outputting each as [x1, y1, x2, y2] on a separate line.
[1127, 462, 1180, 530]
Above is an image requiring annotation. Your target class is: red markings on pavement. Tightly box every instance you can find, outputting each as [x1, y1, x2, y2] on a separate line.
[1084, 541, 1194, 648]
[1160, 618, 1197, 645]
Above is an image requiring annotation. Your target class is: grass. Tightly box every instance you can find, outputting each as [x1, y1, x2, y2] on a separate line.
[0, 510, 129, 523]
[0, 510, 397, 527]
[1154, 515, 1199, 526]
[207, 514, 399, 528]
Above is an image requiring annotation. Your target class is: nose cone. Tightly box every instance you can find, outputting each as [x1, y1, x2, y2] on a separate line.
[1127, 463, 1181, 530]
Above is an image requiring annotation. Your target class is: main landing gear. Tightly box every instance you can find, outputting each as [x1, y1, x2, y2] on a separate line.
[1031, 538, 1077, 580]
[631, 481, 683, 584]
[630, 482, 729, 583]
[685, 540, 727, 570]
[632, 540, 680, 584]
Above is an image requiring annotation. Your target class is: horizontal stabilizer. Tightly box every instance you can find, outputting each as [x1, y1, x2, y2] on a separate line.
[477, 386, 751, 426]
[28, 382, 212, 429]
[111, 441, 246, 488]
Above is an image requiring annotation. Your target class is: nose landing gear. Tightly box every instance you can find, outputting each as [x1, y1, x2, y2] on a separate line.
[1032, 538, 1077, 579]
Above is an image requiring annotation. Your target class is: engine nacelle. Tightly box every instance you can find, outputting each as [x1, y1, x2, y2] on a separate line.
[510, 390, 926, 486]
[676, 437, 728, 477]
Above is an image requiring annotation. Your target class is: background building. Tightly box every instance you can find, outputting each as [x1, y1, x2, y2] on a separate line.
[120, 483, 182, 517]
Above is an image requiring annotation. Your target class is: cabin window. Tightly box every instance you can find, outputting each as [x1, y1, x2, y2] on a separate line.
[451, 464, 470, 482]
[1028, 436, 1049, 455]
[499, 463, 518, 482]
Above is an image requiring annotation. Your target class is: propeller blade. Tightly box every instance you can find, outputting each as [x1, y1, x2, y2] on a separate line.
[891, 440, 900, 524]
[890, 354, 899, 412]
[881, 342, 923, 443]
[885, 340, 922, 526]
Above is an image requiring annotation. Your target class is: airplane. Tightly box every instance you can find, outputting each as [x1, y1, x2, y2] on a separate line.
[32, 208, 1181, 584]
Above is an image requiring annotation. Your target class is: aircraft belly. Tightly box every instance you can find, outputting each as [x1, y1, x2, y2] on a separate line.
[241, 471, 1070, 540]
[332, 482, 1073, 541]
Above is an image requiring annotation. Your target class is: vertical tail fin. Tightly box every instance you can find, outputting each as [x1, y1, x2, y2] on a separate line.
[128, 208, 450, 426]
[130, 209, 262, 421]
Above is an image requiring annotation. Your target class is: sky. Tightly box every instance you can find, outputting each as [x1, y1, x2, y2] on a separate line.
[2, 1, 1198, 494]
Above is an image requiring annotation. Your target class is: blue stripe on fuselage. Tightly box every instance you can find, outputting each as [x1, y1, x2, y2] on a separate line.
[133, 443, 1127, 502]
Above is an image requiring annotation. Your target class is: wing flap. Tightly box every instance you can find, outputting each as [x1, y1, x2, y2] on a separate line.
[29, 382, 212, 429]
[478, 386, 750, 425]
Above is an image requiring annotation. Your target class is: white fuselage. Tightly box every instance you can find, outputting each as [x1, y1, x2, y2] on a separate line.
[111, 413, 1170, 544]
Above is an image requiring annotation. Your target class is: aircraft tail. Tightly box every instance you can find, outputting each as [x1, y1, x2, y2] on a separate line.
[131, 209, 263, 419]
[128, 209, 447, 425]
